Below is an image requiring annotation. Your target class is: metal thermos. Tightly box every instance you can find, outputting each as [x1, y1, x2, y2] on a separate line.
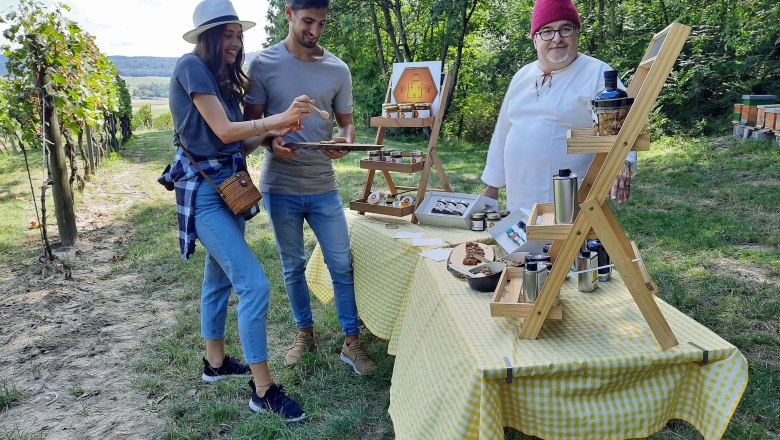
[553, 169, 578, 224]
[523, 262, 548, 303]
[577, 250, 599, 293]
[587, 239, 611, 282]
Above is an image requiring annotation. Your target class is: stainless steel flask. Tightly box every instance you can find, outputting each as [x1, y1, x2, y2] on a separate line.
[523, 262, 548, 303]
[553, 169, 578, 224]
[576, 250, 599, 293]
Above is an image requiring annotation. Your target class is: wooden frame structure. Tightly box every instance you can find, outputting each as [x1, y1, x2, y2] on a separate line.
[521, 23, 692, 350]
[350, 73, 453, 223]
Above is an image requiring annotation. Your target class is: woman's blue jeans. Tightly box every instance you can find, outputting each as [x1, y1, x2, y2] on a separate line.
[262, 191, 359, 336]
[194, 168, 270, 363]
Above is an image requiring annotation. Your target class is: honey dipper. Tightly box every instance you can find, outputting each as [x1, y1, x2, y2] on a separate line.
[310, 104, 330, 120]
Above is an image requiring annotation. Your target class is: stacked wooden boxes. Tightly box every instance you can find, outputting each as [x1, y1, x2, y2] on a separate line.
[734, 95, 777, 139]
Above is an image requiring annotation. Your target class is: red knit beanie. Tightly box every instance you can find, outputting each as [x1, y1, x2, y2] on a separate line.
[530, 0, 581, 38]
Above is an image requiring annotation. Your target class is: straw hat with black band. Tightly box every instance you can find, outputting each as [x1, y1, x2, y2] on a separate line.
[183, 0, 256, 44]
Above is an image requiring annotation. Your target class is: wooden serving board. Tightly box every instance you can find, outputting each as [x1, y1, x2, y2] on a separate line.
[447, 242, 495, 279]
[287, 142, 383, 151]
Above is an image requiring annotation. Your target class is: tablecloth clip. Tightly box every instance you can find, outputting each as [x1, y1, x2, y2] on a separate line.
[687, 341, 709, 366]
[503, 357, 513, 383]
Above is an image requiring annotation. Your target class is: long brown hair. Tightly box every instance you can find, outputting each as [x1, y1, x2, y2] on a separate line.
[193, 24, 250, 103]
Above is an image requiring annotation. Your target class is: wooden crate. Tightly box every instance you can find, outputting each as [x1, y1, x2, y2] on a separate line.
[489, 267, 562, 319]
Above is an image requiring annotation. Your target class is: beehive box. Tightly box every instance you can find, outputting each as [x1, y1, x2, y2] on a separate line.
[733, 103, 743, 122]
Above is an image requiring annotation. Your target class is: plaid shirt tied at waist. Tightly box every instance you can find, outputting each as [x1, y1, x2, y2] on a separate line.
[158, 147, 260, 260]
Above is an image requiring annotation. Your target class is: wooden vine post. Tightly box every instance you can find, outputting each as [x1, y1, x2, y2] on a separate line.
[30, 35, 78, 246]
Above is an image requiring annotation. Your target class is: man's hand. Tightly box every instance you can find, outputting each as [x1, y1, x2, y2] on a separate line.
[322, 135, 348, 159]
[270, 135, 299, 159]
[610, 162, 632, 203]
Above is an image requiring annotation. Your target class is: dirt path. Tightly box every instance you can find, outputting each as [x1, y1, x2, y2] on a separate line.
[0, 159, 174, 439]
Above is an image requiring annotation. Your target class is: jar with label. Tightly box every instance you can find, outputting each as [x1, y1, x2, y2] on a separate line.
[398, 103, 414, 118]
[591, 70, 633, 135]
[410, 150, 425, 164]
[382, 103, 399, 118]
[415, 102, 431, 118]
[486, 212, 502, 228]
[499, 210, 511, 218]
[400, 195, 415, 207]
[392, 151, 404, 163]
[431, 199, 446, 214]
[366, 191, 381, 205]
[453, 200, 469, 216]
[444, 200, 457, 215]
[385, 150, 398, 163]
[368, 150, 381, 161]
[470, 212, 486, 231]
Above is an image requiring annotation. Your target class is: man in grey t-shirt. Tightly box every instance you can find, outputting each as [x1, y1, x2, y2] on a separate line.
[245, 0, 376, 376]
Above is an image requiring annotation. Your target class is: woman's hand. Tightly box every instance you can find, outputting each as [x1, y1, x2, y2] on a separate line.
[282, 95, 314, 126]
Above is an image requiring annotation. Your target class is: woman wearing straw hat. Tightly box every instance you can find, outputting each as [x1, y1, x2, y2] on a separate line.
[162, 0, 311, 422]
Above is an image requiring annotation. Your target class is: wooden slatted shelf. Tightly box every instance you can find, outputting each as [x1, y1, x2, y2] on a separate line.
[369, 116, 435, 128]
[350, 199, 416, 216]
[359, 159, 425, 173]
[525, 203, 598, 241]
[567, 129, 651, 154]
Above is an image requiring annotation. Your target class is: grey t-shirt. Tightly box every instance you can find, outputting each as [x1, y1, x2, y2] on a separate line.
[169, 53, 243, 158]
[246, 42, 353, 195]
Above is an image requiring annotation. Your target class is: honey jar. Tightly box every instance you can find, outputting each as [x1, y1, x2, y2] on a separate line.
[385, 150, 398, 163]
[470, 212, 486, 231]
[392, 151, 404, 163]
[382, 103, 399, 118]
[410, 150, 425, 164]
[414, 102, 431, 118]
[398, 103, 414, 118]
[486, 212, 502, 228]
[368, 150, 381, 161]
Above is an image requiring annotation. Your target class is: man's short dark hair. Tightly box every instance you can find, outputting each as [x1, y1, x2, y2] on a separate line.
[286, 0, 329, 10]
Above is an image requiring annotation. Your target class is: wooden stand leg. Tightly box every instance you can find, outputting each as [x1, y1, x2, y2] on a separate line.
[581, 199, 678, 350]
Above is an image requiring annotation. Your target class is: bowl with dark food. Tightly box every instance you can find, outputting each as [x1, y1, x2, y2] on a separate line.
[467, 262, 506, 292]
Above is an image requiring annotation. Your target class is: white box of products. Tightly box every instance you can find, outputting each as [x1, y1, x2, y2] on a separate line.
[488, 208, 546, 254]
[415, 192, 499, 230]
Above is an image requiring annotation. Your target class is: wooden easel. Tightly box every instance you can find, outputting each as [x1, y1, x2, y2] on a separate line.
[350, 73, 453, 223]
[522, 23, 692, 350]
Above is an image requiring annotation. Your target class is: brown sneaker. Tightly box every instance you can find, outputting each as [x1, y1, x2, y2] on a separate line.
[340, 340, 376, 376]
[284, 331, 315, 367]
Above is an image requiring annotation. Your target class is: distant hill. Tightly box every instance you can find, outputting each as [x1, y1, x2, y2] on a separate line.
[1, 53, 259, 78]
[109, 56, 178, 77]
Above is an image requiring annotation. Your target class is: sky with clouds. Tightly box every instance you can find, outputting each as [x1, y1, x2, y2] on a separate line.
[0, 0, 271, 57]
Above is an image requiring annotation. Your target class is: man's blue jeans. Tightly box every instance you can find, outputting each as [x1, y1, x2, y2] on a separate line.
[195, 167, 270, 363]
[262, 191, 359, 336]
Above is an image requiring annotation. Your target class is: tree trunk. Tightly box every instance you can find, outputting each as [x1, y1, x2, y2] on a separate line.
[85, 124, 96, 173]
[35, 69, 78, 246]
[392, 0, 413, 61]
[380, 1, 404, 62]
[369, 4, 387, 72]
[445, 0, 479, 116]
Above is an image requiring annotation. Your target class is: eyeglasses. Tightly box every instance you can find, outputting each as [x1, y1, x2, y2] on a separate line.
[535, 25, 577, 41]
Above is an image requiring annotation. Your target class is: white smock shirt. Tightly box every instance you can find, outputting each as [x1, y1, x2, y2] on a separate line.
[481, 53, 637, 213]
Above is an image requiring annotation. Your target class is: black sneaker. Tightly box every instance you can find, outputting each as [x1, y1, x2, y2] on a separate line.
[201, 355, 250, 383]
[248, 380, 305, 422]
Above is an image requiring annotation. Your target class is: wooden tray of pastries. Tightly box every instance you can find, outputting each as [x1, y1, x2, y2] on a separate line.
[447, 242, 495, 279]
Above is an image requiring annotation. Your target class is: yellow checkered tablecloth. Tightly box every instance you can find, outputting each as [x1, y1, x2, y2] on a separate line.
[388, 257, 748, 440]
[305, 209, 495, 340]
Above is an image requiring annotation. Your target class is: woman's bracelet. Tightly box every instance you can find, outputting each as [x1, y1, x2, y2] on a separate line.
[251, 119, 260, 136]
[261, 117, 267, 133]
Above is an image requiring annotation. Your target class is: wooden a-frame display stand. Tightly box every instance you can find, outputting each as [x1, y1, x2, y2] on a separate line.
[350, 73, 453, 223]
[520, 23, 692, 350]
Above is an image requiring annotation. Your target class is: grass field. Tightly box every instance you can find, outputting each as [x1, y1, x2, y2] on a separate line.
[122, 76, 170, 94]
[0, 129, 778, 439]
